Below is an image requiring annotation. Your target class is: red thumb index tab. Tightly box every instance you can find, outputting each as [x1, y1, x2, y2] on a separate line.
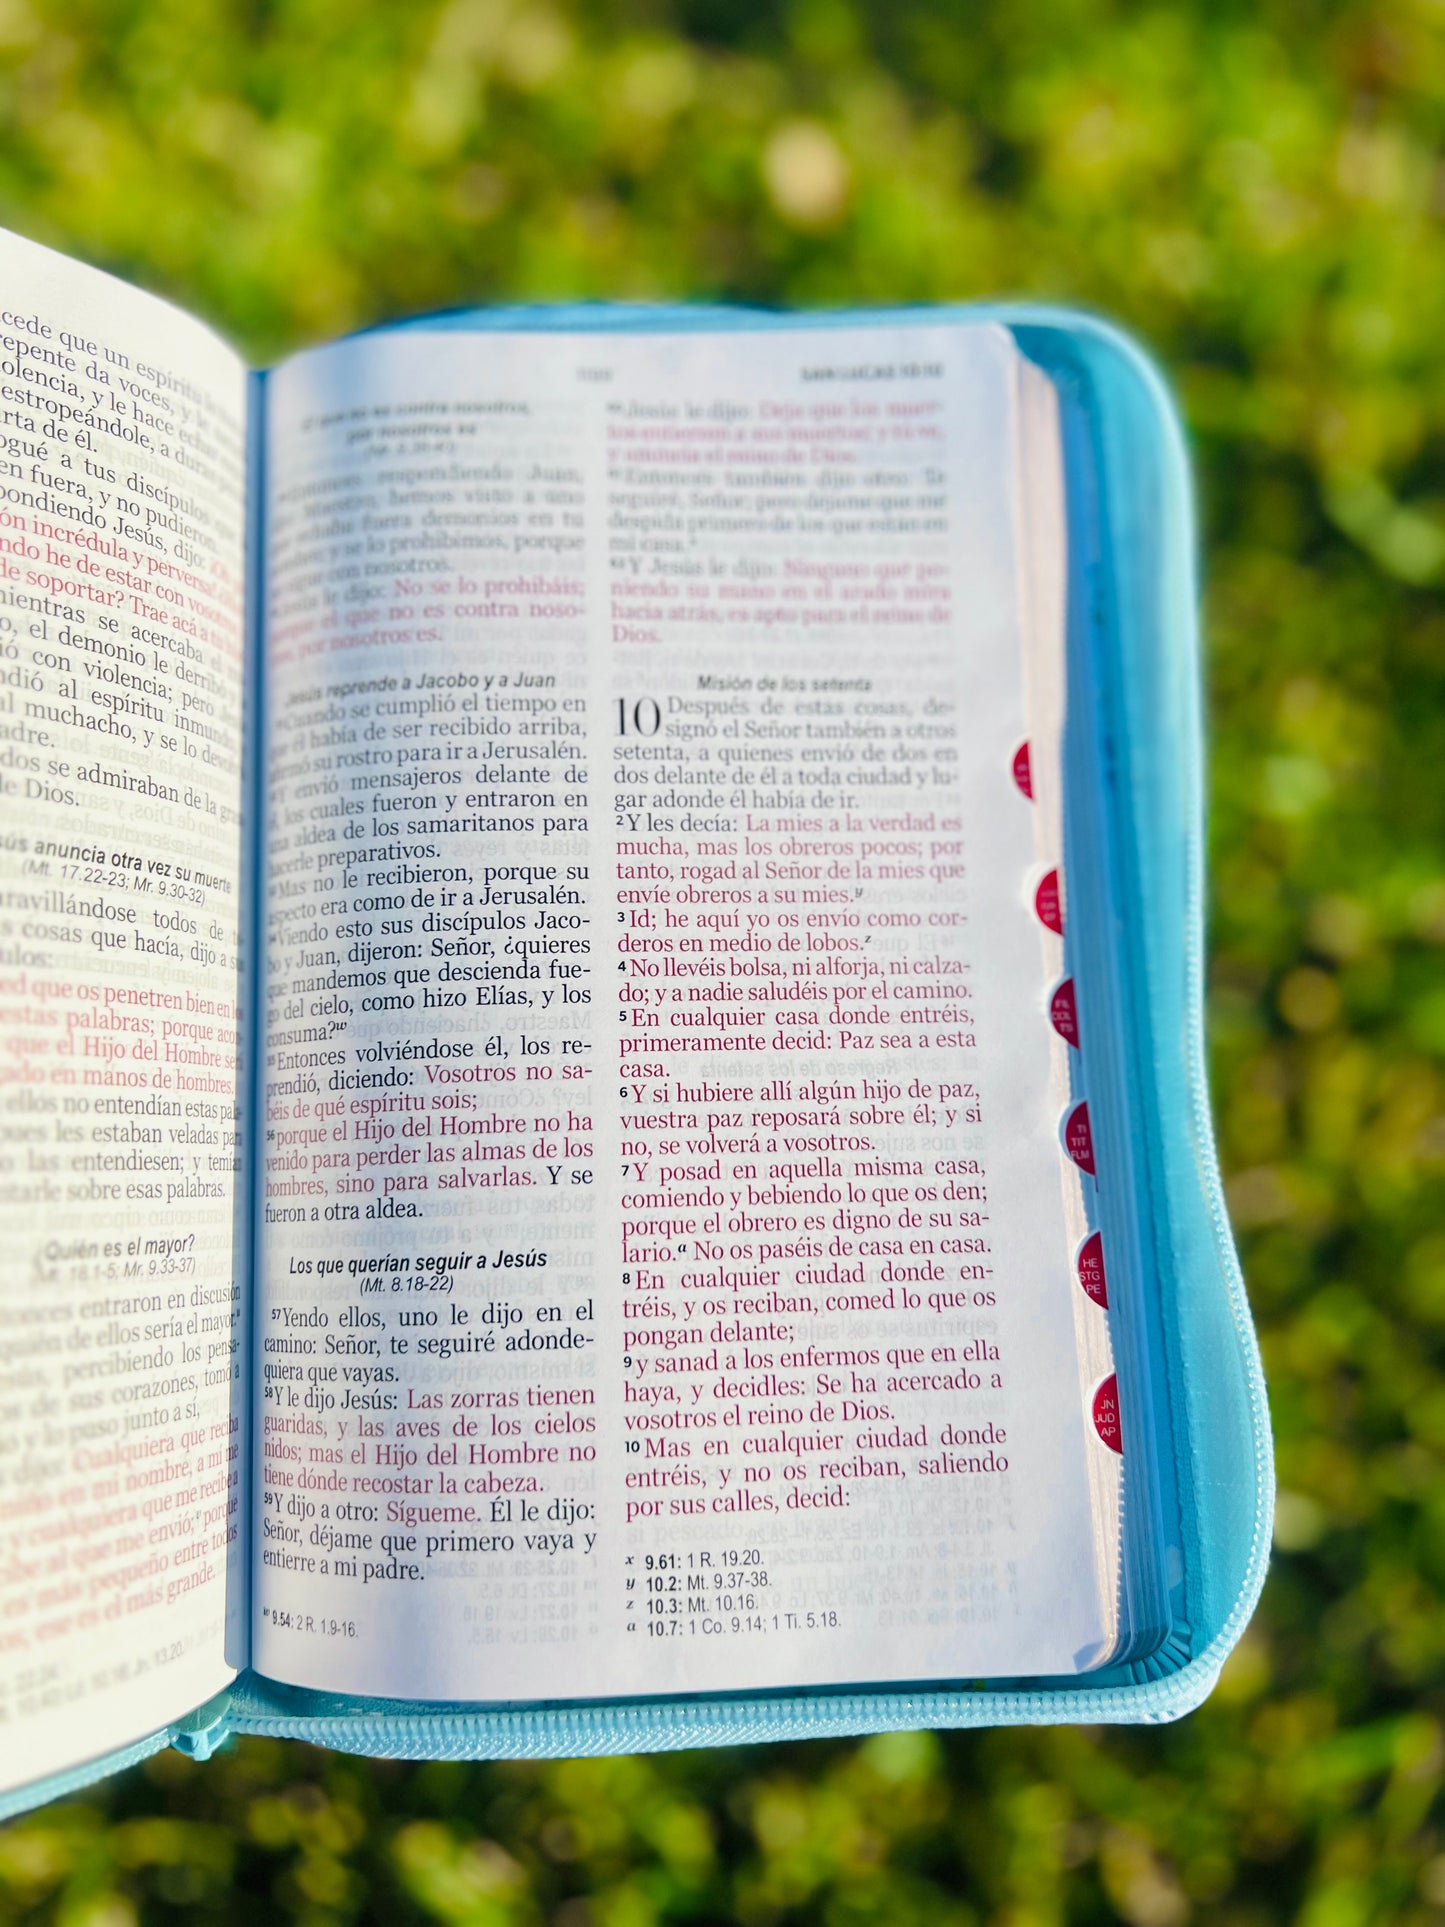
[1049, 977, 1079, 1047]
[1063, 1102, 1095, 1175]
[1092, 1374, 1123, 1453]
[1034, 868, 1063, 936]
[1077, 1231, 1108, 1308]
[1011, 741, 1032, 798]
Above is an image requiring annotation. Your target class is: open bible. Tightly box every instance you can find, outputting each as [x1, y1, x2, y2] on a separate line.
[0, 227, 1271, 1812]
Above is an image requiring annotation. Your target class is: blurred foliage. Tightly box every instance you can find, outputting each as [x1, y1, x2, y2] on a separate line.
[1, 0, 1444, 1919]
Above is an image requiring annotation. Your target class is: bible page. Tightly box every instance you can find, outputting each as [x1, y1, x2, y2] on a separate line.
[0, 231, 248, 1794]
[255, 319, 1116, 1703]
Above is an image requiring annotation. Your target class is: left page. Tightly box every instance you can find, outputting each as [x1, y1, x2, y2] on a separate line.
[0, 230, 248, 1795]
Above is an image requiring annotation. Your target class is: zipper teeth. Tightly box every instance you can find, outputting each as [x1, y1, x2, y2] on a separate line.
[0, 1728, 172, 1823]
[1178, 585, 1276, 1614]
[225, 1663, 1220, 1757]
[1150, 355, 1275, 1637]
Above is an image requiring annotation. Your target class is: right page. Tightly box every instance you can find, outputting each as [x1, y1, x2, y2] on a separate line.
[254, 319, 1120, 1701]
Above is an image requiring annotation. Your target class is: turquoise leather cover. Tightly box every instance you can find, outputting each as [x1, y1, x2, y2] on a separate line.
[1, 304, 1271, 1819]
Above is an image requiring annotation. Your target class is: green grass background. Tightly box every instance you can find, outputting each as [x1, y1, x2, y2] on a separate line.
[2, 0, 1444, 1918]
